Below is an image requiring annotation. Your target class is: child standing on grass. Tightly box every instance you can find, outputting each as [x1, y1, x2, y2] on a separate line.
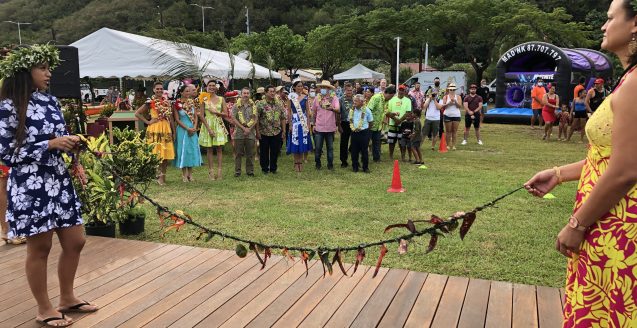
[399, 112, 414, 162]
[410, 110, 424, 165]
[557, 103, 570, 141]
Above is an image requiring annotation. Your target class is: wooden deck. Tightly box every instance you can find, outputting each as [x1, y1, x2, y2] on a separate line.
[0, 237, 564, 327]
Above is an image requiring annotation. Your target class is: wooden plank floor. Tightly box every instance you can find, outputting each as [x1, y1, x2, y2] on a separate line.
[0, 237, 564, 327]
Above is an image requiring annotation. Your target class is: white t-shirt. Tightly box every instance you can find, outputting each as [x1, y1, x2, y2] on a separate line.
[442, 94, 461, 118]
[425, 99, 441, 121]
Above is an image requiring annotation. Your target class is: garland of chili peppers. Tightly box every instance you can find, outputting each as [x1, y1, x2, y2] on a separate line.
[75, 148, 524, 278]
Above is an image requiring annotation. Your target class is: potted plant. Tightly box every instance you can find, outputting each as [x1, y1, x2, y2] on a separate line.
[95, 103, 116, 128]
[70, 134, 125, 237]
[107, 127, 161, 235]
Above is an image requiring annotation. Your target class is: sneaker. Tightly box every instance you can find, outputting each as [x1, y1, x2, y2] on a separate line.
[461, 140, 467, 145]
[340, 163, 348, 168]
[478, 140, 483, 145]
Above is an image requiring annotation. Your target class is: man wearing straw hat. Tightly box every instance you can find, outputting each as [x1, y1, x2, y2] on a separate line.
[311, 80, 340, 170]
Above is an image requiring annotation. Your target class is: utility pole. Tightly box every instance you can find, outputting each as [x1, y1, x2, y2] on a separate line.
[395, 37, 401, 85]
[424, 28, 430, 72]
[190, 3, 213, 33]
[3, 21, 31, 45]
[157, 5, 164, 28]
[245, 6, 250, 35]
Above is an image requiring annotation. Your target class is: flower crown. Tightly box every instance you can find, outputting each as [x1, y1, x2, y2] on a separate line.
[0, 44, 61, 80]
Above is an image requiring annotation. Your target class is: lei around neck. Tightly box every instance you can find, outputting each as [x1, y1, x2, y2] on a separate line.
[0, 45, 60, 80]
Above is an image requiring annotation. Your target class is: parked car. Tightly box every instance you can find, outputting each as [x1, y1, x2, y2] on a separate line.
[487, 79, 496, 104]
[404, 71, 467, 93]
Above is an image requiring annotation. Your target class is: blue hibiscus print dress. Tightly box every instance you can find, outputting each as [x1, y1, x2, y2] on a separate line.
[0, 92, 83, 238]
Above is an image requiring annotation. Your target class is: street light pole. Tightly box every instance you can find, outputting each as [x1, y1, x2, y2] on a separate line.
[245, 6, 250, 35]
[424, 28, 430, 71]
[190, 3, 213, 33]
[3, 21, 31, 45]
[394, 37, 401, 85]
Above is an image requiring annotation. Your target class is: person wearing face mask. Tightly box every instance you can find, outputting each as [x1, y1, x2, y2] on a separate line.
[426, 77, 444, 139]
[530, 78, 546, 129]
[477, 79, 490, 125]
[337, 83, 354, 168]
[312, 80, 340, 170]
[462, 84, 484, 145]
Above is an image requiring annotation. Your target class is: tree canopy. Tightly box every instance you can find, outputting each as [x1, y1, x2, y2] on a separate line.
[0, 0, 606, 83]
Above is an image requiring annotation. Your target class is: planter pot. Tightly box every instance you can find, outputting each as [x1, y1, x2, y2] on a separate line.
[96, 117, 109, 128]
[119, 212, 146, 235]
[85, 221, 116, 238]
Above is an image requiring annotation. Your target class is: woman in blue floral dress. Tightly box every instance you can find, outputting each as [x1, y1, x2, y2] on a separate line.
[0, 45, 97, 327]
[173, 83, 202, 181]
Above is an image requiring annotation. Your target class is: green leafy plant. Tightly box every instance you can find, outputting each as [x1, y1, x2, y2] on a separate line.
[99, 103, 116, 118]
[106, 127, 161, 209]
[70, 134, 126, 226]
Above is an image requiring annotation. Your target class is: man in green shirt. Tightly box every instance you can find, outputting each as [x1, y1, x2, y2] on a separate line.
[385, 85, 412, 160]
[366, 86, 395, 162]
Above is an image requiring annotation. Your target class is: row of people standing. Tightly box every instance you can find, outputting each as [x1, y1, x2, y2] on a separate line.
[530, 77, 607, 141]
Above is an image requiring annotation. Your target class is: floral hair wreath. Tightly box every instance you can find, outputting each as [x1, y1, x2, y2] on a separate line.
[0, 44, 61, 80]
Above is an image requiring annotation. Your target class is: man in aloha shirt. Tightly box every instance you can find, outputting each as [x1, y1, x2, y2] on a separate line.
[257, 86, 286, 174]
[312, 80, 340, 170]
[366, 86, 396, 162]
[231, 88, 258, 177]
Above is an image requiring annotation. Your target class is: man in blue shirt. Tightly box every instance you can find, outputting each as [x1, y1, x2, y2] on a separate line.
[349, 94, 374, 173]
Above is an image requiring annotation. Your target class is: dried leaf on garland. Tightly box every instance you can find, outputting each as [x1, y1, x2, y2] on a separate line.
[301, 251, 310, 277]
[373, 244, 388, 278]
[319, 250, 333, 276]
[426, 233, 439, 253]
[236, 244, 248, 258]
[384, 219, 417, 234]
[429, 215, 450, 233]
[282, 248, 295, 262]
[249, 243, 265, 266]
[331, 250, 348, 276]
[459, 212, 477, 240]
[353, 247, 366, 274]
[118, 183, 125, 201]
[398, 239, 409, 255]
[161, 211, 188, 237]
[261, 247, 272, 270]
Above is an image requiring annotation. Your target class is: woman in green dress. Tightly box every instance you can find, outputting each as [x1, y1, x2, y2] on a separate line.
[198, 80, 229, 180]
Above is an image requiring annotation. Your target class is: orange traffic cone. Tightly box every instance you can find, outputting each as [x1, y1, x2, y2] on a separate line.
[439, 132, 448, 153]
[387, 160, 406, 193]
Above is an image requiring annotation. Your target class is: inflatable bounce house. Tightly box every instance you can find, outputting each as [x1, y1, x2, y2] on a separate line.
[485, 41, 613, 124]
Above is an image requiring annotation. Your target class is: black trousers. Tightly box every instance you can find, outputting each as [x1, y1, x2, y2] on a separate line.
[339, 121, 352, 165]
[350, 130, 370, 171]
[259, 133, 282, 173]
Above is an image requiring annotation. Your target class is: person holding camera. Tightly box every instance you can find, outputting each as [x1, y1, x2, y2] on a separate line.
[423, 89, 442, 150]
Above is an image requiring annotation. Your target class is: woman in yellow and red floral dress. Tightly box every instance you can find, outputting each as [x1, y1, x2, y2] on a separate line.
[135, 81, 175, 185]
[525, 1, 637, 326]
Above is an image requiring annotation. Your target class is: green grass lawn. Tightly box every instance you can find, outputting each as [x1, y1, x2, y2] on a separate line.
[122, 123, 587, 288]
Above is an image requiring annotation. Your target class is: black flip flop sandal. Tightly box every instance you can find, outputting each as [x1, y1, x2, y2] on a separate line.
[36, 314, 72, 327]
[58, 301, 98, 313]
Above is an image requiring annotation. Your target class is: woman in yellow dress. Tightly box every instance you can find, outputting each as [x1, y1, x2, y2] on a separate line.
[198, 80, 229, 180]
[135, 81, 175, 185]
[525, 1, 637, 326]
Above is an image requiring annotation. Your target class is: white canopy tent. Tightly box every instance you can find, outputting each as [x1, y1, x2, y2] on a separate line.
[333, 64, 385, 81]
[70, 28, 280, 80]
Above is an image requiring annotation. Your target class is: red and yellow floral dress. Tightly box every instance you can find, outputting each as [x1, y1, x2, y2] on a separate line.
[146, 97, 175, 160]
[565, 67, 637, 327]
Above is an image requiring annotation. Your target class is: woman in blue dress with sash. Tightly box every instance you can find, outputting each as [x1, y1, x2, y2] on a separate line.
[287, 81, 313, 172]
[173, 83, 202, 182]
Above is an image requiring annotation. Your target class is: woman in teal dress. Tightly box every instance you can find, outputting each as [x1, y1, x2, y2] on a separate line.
[173, 83, 202, 181]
